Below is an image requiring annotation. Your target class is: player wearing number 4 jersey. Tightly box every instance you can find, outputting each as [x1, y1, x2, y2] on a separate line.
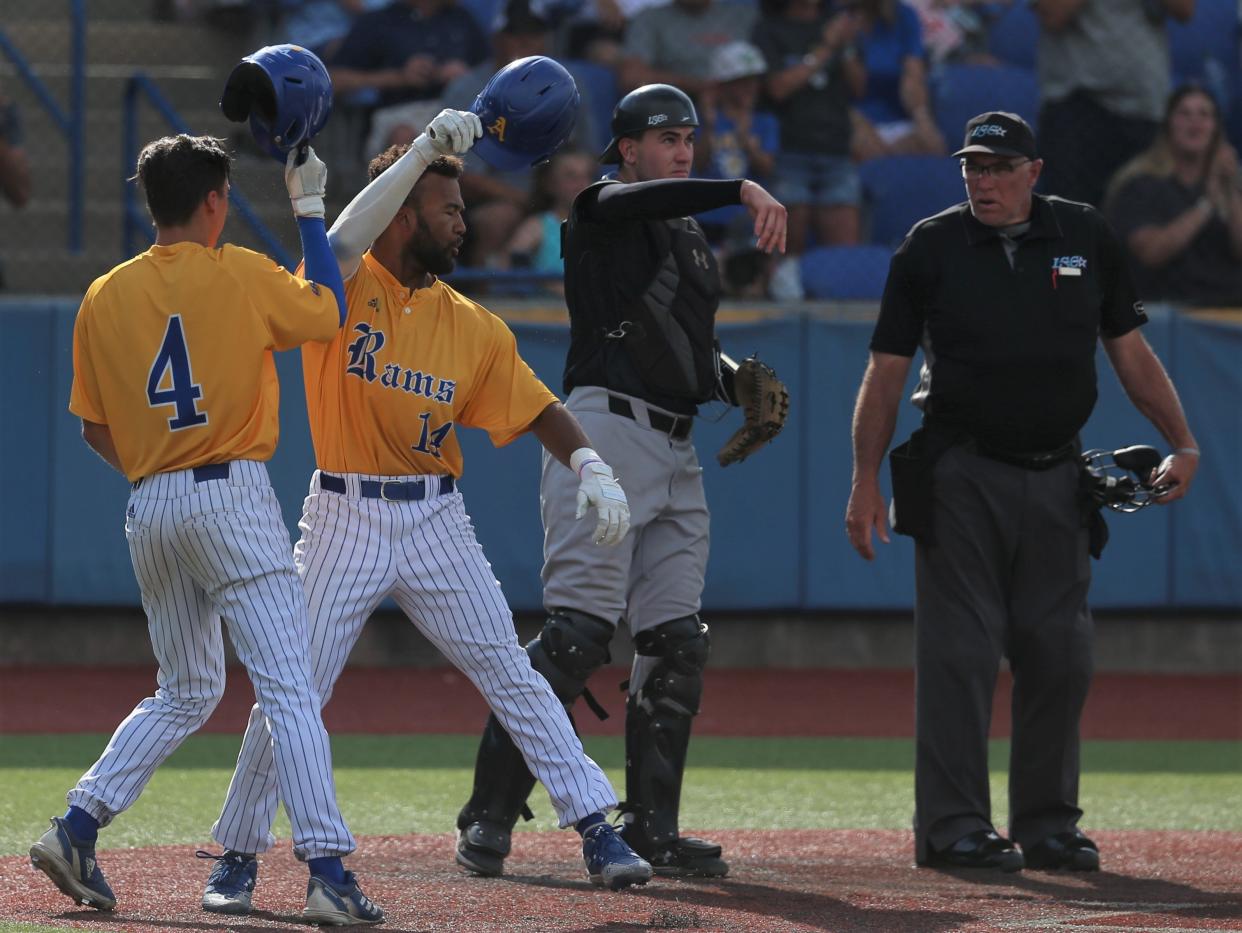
[41, 133, 384, 925]
[204, 109, 652, 906]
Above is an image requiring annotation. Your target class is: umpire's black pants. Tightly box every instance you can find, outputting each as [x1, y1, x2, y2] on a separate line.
[913, 445, 1093, 863]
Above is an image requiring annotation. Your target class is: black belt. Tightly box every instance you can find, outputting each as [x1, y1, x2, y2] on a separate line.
[972, 439, 1078, 471]
[607, 394, 692, 439]
[192, 463, 230, 482]
[319, 472, 455, 501]
[133, 462, 230, 490]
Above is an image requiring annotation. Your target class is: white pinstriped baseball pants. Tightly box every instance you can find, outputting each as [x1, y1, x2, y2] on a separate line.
[67, 460, 355, 860]
[211, 470, 617, 855]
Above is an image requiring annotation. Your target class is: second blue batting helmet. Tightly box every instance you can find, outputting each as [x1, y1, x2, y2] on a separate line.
[220, 44, 333, 163]
[470, 56, 580, 171]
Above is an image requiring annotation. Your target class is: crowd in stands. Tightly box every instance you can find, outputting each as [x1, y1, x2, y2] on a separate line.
[136, 0, 1242, 306]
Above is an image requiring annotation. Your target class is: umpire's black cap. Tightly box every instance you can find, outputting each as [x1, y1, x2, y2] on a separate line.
[952, 111, 1037, 160]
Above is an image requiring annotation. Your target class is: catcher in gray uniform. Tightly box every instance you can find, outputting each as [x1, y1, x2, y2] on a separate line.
[454, 83, 789, 879]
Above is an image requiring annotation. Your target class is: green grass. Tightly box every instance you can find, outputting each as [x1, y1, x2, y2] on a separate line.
[0, 734, 1237, 857]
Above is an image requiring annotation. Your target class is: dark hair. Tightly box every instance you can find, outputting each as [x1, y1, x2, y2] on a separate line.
[133, 134, 231, 227]
[368, 145, 464, 207]
[368, 145, 464, 184]
[1162, 81, 1222, 135]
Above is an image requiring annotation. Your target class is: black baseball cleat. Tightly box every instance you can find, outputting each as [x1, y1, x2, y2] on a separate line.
[455, 821, 509, 877]
[925, 829, 1025, 872]
[620, 827, 729, 878]
[1023, 830, 1100, 871]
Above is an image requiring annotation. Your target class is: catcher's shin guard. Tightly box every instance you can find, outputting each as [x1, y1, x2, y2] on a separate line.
[456, 609, 614, 869]
[622, 616, 710, 853]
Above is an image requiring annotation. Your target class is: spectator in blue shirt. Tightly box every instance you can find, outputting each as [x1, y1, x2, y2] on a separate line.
[330, 0, 488, 156]
[851, 0, 945, 159]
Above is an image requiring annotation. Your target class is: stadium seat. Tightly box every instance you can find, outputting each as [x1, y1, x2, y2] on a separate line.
[858, 155, 965, 248]
[1169, 0, 1240, 86]
[799, 245, 894, 300]
[932, 63, 1039, 149]
[986, 1, 1038, 69]
[563, 59, 621, 155]
[459, 0, 504, 31]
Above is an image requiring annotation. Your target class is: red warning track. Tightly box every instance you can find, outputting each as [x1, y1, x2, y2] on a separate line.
[1, 666, 1239, 739]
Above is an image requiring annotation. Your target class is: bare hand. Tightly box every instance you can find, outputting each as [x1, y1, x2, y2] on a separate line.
[437, 59, 470, 84]
[740, 179, 787, 254]
[400, 55, 436, 87]
[1211, 141, 1239, 183]
[823, 10, 858, 48]
[1149, 450, 1199, 504]
[845, 478, 890, 560]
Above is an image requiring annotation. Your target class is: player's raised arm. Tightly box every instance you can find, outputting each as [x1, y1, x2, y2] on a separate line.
[286, 146, 347, 326]
[327, 109, 481, 279]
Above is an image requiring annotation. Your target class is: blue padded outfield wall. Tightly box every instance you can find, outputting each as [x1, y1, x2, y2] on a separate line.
[1, 299, 1238, 611]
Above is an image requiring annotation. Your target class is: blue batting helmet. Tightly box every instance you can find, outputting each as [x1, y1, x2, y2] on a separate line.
[470, 56, 579, 171]
[220, 44, 333, 163]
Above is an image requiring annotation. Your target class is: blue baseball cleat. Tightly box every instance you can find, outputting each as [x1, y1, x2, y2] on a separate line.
[198, 849, 258, 915]
[29, 817, 116, 911]
[582, 822, 654, 890]
[303, 870, 385, 926]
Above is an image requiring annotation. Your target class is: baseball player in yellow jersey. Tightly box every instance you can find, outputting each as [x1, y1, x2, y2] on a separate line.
[33, 133, 385, 926]
[205, 109, 653, 902]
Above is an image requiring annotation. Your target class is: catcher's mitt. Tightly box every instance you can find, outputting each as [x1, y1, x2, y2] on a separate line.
[717, 357, 790, 467]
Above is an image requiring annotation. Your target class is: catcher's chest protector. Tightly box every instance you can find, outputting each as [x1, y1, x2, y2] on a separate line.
[622, 218, 722, 401]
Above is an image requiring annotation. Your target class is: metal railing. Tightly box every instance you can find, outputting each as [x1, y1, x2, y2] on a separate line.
[0, 0, 84, 252]
[122, 73, 292, 267]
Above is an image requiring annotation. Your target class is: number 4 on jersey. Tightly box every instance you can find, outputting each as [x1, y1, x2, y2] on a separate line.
[147, 314, 208, 430]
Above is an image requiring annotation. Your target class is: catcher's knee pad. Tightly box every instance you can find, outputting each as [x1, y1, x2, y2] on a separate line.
[527, 608, 614, 704]
[630, 615, 710, 716]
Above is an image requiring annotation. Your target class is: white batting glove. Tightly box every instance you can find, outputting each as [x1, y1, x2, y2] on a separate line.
[571, 448, 631, 546]
[418, 109, 483, 157]
[285, 145, 326, 219]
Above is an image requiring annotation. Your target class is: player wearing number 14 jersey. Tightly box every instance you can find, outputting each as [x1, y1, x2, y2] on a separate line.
[44, 133, 384, 923]
[205, 109, 652, 905]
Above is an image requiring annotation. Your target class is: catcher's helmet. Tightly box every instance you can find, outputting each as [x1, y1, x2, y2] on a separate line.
[220, 44, 333, 163]
[1082, 445, 1166, 512]
[470, 56, 580, 171]
[599, 83, 699, 164]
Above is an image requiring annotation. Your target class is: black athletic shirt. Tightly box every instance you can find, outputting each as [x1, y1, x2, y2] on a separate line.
[871, 194, 1147, 453]
[562, 177, 744, 415]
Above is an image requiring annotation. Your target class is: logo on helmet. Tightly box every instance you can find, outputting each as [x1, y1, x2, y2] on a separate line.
[648, 113, 669, 126]
[468, 55, 580, 171]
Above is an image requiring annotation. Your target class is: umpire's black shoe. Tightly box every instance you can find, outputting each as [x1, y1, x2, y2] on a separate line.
[926, 829, 1025, 872]
[455, 821, 510, 877]
[1023, 830, 1100, 871]
[621, 827, 729, 878]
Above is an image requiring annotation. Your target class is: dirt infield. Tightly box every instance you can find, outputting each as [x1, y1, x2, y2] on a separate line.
[1, 829, 1239, 932]
[3, 667, 1240, 739]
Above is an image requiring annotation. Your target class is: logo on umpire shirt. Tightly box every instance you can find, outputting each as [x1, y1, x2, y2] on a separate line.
[1051, 255, 1086, 277]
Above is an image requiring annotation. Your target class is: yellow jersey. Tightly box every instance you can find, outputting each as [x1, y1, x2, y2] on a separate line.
[69, 242, 340, 482]
[301, 251, 558, 477]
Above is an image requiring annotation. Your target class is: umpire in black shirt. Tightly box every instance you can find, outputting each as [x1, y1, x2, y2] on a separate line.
[845, 112, 1200, 872]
